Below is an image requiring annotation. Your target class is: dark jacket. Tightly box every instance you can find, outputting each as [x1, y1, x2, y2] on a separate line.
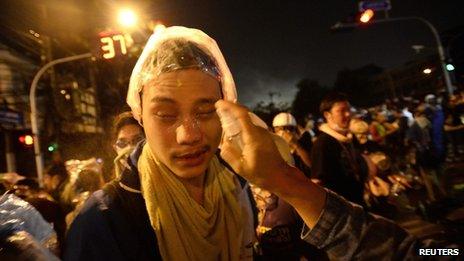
[64, 144, 256, 261]
[311, 132, 368, 205]
[64, 144, 160, 261]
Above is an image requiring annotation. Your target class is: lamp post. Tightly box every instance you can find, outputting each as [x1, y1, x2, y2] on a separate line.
[30, 53, 92, 186]
[331, 16, 454, 96]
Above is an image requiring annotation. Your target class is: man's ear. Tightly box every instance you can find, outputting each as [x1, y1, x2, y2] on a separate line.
[323, 111, 331, 121]
[139, 93, 144, 127]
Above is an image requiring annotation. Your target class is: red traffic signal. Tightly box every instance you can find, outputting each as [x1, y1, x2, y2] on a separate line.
[359, 9, 374, 23]
[18, 135, 34, 146]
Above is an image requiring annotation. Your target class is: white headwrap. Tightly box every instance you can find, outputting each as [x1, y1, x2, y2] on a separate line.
[127, 26, 237, 123]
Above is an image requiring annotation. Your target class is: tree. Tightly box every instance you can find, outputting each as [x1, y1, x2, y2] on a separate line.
[291, 78, 327, 124]
[252, 101, 291, 127]
[333, 64, 384, 107]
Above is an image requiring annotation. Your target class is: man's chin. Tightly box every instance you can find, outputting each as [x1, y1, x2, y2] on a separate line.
[169, 163, 209, 181]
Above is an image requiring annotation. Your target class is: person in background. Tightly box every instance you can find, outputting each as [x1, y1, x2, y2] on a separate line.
[111, 111, 145, 179]
[272, 112, 312, 178]
[43, 162, 70, 212]
[311, 92, 368, 206]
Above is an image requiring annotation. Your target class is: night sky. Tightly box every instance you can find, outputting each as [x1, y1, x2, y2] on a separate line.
[2, 0, 463, 107]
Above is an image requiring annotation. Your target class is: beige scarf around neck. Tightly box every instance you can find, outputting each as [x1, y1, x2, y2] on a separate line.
[137, 144, 244, 261]
[319, 123, 353, 143]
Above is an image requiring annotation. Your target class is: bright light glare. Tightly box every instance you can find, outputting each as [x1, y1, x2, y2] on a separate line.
[360, 9, 374, 23]
[423, 68, 432, 74]
[446, 64, 455, 71]
[24, 135, 34, 145]
[154, 23, 166, 34]
[118, 9, 138, 28]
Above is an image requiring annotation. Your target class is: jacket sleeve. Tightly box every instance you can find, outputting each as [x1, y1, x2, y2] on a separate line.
[63, 191, 125, 261]
[301, 191, 458, 260]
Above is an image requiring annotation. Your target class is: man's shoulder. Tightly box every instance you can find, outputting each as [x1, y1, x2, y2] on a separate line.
[69, 189, 114, 229]
[313, 132, 338, 148]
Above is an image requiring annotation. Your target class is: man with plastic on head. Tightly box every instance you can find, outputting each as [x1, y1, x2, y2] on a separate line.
[65, 26, 255, 261]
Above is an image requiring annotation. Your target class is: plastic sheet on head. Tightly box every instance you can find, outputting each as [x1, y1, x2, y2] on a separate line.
[127, 26, 237, 123]
[0, 193, 56, 247]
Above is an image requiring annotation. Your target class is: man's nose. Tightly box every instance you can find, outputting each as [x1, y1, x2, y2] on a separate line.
[176, 118, 202, 145]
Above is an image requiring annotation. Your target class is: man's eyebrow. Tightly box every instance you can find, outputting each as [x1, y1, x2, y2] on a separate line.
[150, 96, 176, 104]
[194, 98, 218, 106]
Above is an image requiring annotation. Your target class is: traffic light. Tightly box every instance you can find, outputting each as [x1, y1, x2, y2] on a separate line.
[446, 64, 455, 71]
[359, 9, 374, 23]
[47, 142, 59, 152]
[18, 135, 34, 146]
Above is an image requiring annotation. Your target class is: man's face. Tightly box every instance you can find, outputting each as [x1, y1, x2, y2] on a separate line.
[43, 174, 60, 192]
[325, 101, 351, 130]
[141, 69, 222, 180]
[273, 126, 297, 137]
[114, 124, 144, 155]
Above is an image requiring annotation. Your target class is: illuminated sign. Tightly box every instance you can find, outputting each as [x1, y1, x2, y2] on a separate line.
[97, 31, 129, 59]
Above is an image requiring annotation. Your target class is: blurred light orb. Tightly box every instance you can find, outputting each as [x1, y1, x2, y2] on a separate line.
[154, 23, 166, 34]
[423, 68, 432, 74]
[118, 9, 138, 28]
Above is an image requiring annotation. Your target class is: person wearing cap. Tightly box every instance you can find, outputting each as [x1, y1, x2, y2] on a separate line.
[272, 112, 312, 178]
[310, 92, 368, 206]
[65, 26, 255, 261]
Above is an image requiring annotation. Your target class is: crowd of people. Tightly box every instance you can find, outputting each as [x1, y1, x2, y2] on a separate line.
[1, 26, 463, 260]
[270, 91, 464, 217]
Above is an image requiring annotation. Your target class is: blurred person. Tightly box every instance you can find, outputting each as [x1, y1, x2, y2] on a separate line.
[369, 112, 388, 144]
[62, 158, 105, 228]
[43, 162, 70, 212]
[111, 111, 145, 179]
[65, 26, 256, 261]
[272, 112, 312, 178]
[248, 119, 326, 260]
[406, 105, 445, 200]
[311, 92, 369, 205]
[424, 94, 446, 164]
[303, 114, 317, 141]
[349, 118, 384, 154]
[443, 94, 464, 162]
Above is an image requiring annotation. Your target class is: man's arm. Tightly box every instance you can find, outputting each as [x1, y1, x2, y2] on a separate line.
[215, 100, 458, 259]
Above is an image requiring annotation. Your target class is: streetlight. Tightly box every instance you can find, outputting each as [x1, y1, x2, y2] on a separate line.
[423, 68, 432, 74]
[359, 9, 374, 23]
[117, 8, 138, 28]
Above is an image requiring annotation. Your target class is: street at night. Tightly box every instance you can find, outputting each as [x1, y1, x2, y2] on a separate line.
[0, 0, 463, 260]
